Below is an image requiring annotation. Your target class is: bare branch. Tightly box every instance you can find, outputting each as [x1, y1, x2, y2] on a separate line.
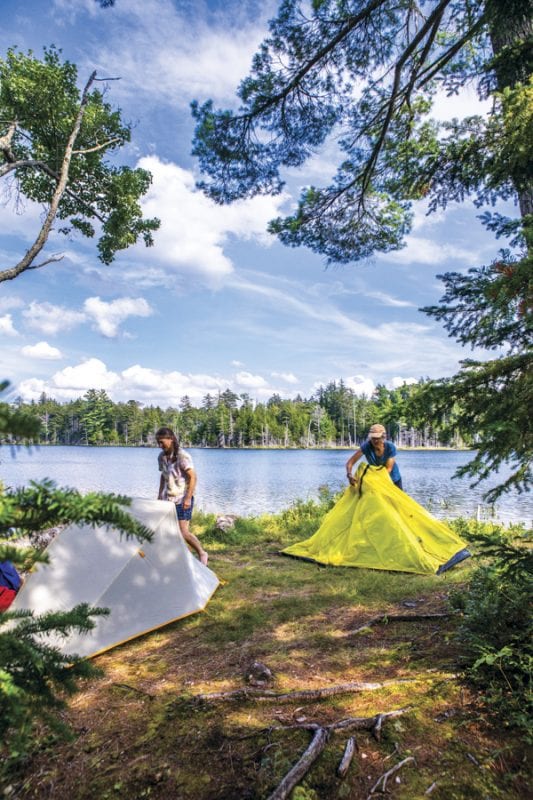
[72, 137, 122, 154]
[266, 727, 329, 800]
[192, 678, 420, 705]
[367, 755, 416, 799]
[337, 736, 357, 778]
[0, 159, 46, 179]
[24, 254, 64, 271]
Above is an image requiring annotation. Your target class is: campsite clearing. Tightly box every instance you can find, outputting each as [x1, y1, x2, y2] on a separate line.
[5, 507, 530, 800]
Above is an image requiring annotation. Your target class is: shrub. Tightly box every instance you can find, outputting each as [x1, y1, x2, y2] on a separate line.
[449, 526, 533, 741]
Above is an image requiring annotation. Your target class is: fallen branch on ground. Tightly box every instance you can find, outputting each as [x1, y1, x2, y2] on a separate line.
[266, 727, 329, 800]
[337, 736, 357, 778]
[193, 679, 420, 705]
[346, 612, 453, 636]
[266, 708, 412, 800]
[367, 755, 416, 799]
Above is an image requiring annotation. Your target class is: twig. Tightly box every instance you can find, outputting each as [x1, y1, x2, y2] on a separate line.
[266, 709, 412, 799]
[367, 756, 416, 798]
[425, 781, 438, 795]
[266, 727, 329, 800]
[112, 682, 155, 699]
[373, 712, 385, 742]
[337, 736, 358, 778]
[330, 707, 412, 733]
[346, 612, 453, 635]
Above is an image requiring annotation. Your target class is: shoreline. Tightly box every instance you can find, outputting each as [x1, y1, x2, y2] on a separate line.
[4, 442, 473, 453]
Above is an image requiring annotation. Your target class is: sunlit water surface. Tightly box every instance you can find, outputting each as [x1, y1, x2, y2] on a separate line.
[1, 446, 531, 525]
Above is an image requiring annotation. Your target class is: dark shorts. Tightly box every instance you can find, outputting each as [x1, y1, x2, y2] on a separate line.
[175, 497, 194, 521]
[393, 478, 403, 491]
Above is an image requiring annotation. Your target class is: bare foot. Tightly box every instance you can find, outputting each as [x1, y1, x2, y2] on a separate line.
[200, 550, 208, 566]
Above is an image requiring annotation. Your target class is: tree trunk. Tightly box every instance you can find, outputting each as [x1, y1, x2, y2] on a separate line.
[488, 0, 533, 218]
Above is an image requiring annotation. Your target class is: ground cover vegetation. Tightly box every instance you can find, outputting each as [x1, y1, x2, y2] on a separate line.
[190, 0, 532, 501]
[6, 379, 468, 450]
[0, 46, 160, 282]
[0, 384, 153, 775]
[2, 489, 531, 798]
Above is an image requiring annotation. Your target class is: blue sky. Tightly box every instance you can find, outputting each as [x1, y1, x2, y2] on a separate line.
[0, 0, 505, 407]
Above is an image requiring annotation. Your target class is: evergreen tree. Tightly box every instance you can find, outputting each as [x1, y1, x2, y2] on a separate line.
[420, 257, 532, 499]
[0, 383, 152, 769]
[191, 0, 532, 496]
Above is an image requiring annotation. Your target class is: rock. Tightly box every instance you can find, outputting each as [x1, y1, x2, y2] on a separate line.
[215, 514, 237, 533]
[245, 660, 274, 686]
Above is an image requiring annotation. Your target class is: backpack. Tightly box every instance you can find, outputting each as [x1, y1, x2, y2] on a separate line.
[0, 560, 22, 591]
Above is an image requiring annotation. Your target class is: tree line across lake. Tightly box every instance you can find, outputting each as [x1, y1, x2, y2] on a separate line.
[9, 379, 468, 450]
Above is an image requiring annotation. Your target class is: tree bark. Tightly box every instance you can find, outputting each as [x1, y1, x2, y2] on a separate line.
[488, 0, 533, 219]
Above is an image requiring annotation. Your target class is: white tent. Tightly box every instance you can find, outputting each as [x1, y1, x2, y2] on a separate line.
[11, 498, 219, 658]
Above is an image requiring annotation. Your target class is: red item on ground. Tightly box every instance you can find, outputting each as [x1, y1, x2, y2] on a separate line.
[0, 586, 17, 611]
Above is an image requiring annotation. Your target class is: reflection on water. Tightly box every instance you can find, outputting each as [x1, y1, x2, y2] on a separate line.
[1, 445, 531, 525]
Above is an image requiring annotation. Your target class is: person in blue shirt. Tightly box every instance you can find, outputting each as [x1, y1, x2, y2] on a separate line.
[346, 423, 403, 490]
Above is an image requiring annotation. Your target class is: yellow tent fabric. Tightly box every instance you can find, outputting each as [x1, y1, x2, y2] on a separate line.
[282, 464, 470, 575]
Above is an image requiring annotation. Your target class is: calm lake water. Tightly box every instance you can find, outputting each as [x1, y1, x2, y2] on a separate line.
[1, 446, 531, 525]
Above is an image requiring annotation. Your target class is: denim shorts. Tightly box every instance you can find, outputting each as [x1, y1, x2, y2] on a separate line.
[175, 497, 194, 521]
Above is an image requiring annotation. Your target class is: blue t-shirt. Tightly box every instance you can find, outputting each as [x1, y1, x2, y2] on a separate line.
[361, 440, 401, 483]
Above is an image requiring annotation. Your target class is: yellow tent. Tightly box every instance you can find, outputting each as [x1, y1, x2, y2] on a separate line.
[282, 464, 470, 575]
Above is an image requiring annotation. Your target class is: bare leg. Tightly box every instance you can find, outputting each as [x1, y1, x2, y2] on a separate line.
[178, 519, 208, 565]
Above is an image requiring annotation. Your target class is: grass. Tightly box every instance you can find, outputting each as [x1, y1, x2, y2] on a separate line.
[3, 494, 531, 799]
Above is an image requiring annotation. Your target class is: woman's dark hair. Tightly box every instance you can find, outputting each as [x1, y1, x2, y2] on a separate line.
[155, 427, 180, 462]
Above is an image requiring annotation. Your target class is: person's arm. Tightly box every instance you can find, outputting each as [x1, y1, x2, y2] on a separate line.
[181, 467, 197, 509]
[385, 457, 396, 474]
[345, 449, 363, 485]
[384, 442, 397, 474]
[158, 474, 165, 499]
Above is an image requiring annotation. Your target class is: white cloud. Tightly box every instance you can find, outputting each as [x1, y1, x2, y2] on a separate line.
[0, 195, 43, 239]
[345, 375, 375, 397]
[272, 371, 299, 384]
[23, 302, 86, 336]
[119, 156, 288, 286]
[231, 360, 245, 368]
[384, 235, 481, 266]
[14, 357, 288, 406]
[388, 376, 418, 389]
[430, 84, 491, 123]
[80, 0, 273, 108]
[0, 296, 23, 313]
[21, 341, 63, 360]
[52, 358, 120, 392]
[234, 371, 269, 390]
[364, 291, 416, 308]
[0, 314, 18, 337]
[83, 296, 153, 338]
[228, 274, 391, 342]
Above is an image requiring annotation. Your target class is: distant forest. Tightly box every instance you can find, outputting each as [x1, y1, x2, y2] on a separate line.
[6, 380, 470, 450]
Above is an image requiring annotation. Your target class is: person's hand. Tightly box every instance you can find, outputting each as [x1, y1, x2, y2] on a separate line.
[182, 496, 192, 509]
[199, 550, 208, 566]
[347, 474, 356, 486]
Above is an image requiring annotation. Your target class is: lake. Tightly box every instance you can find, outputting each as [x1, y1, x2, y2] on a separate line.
[1, 446, 531, 525]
